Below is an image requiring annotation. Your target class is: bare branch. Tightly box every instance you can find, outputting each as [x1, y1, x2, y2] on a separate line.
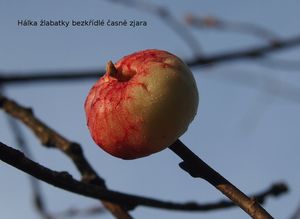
[50, 205, 106, 219]
[0, 95, 132, 219]
[108, 0, 202, 56]
[1, 35, 300, 85]
[0, 141, 288, 213]
[169, 140, 274, 219]
[185, 14, 279, 42]
[186, 35, 300, 66]
[209, 68, 300, 104]
[184, 14, 300, 71]
[0, 87, 50, 218]
[0, 70, 100, 85]
[6, 116, 51, 218]
[258, 58, 300, 72]
[0, 94, 288, 214]
[290, 202, 300, 219]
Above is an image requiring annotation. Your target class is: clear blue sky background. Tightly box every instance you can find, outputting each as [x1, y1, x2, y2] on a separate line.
[1, 0, 300, 218]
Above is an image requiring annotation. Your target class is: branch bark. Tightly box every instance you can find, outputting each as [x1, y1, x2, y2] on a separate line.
[0, 95, 132, 219]
[0, 141, 288, 212]
[0, 94, 288, 214]
[169, 140, 274, 219]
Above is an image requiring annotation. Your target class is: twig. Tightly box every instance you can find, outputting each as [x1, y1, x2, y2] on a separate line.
[0, 70, 100, 85]
[0, 87, 51, 218]
[1, 85, 50, 218]
[0, 96, 132, 219]
[169, 140, 274, 219]
[6, 116, 51, 219]
[1, 35, 300, 85]
[209, 68, 300, 103]
[258, 58, 300, 72]
[109, 0, 202, 56]
[50, 205, 106, 219]
[290, 203, 300, 219]
[183, 14, 300, 72]
[186, 35, 300, 66]
[185, 14, 279, 42]
[0, 141, 288, 212]
[0, 95, 288, 213]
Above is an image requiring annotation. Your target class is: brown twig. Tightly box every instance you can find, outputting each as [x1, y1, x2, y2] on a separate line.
[0, 95, 132, 219]
[0, 141, 288, 213]
[169, 140, 274, 219]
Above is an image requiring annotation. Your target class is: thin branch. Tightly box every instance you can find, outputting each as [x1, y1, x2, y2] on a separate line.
[0, 96, 132, 219]
[109, 0, 202, 56]
[290, 202, 300, 219]
[0, 87, 50, 218]
[209, 68, 300, 104]
[185, 14, 279, 42]
[186, 35, 300, 66]
[1, 35, 300, 85]
[0, 70, 100, 85]
[50, 205, 106, 219]
[169, 140, 274, 219]
[258, 58, 300, 72]
[239, 91, 274, 133]
[0, 94, 288, 213]
[6, 116, 51, 218]
[0, 141, 288, 212]
[183, 14, 300, 72]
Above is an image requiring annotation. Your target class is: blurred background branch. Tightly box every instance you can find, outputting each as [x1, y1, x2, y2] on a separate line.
[1, 34, 300, 86]
[0, 86, 50, 219]
[290, 203, 300, 219]
[108, 0, 202, 56]
[184, 14, 279, 42]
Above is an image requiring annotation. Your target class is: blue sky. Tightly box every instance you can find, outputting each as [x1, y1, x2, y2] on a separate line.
[1, 1, 300, 218]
